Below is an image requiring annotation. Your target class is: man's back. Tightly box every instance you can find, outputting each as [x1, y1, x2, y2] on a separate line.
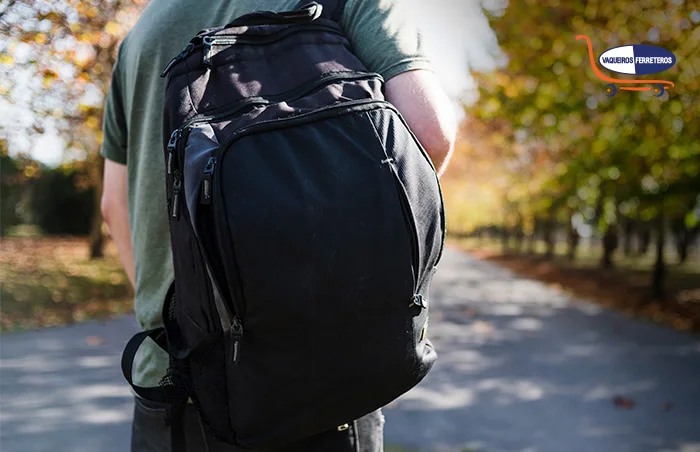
[102, 0, 433, 388]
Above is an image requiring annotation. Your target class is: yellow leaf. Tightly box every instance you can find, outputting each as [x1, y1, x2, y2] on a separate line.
[0, 54, 14, 66]
[505, 84, 519, 98]
[23, 166, 38, 178]
[85, 116, 100, 130]
[105, 21, 121, 36]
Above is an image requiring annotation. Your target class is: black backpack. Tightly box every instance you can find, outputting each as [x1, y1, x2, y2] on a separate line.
[122, 1, 445, 449]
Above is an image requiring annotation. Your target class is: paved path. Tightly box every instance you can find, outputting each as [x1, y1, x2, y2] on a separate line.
[2, 248, 700, 452]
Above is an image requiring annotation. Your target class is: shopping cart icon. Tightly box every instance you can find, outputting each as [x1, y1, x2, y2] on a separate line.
[576, 35, 674, 97]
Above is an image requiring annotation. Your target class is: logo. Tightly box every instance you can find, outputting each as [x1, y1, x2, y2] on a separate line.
[599, 45, 676, 75]
[576, 35, 675, 97]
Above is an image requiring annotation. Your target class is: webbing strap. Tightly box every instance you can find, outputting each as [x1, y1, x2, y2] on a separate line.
[121, 327, 179, 403]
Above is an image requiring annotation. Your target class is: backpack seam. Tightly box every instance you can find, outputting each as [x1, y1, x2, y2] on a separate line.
[362, 110, 384, 150]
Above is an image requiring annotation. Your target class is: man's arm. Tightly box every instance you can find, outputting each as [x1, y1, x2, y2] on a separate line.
[385, 69, 456, 176]
[101, 159, 135, 288]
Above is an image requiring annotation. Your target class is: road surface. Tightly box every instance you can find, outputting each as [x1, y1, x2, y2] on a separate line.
[2, 248, 700, 452]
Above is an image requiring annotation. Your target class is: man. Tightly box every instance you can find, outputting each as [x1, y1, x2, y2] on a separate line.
[101, 0, 456, 450]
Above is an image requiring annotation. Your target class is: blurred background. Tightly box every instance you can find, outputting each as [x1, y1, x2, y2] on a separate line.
[1, 0, 699, 451]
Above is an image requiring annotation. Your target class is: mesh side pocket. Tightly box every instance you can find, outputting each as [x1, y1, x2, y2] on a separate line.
[159, 291, 191, 412]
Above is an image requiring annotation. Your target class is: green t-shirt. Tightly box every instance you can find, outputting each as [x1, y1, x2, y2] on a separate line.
[102, 0, 432, 387]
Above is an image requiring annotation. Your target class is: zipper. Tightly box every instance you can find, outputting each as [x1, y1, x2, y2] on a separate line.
[387, 160, 421, 294]
[178, 71, 381, 134]
[219, 98, 387, 152]
[171, 170, 182, 220]
[161, 26, 344, 77]
[189, 153, 235, 332]
[409, 294, 426, 309]
[166, 130, 180, 175]
[389, 108, 447, 267]
[230, 316, 243, 364]
[166, 127, 234, 332]
[200, 157, 216, 205]
[203, 36, 237, 66]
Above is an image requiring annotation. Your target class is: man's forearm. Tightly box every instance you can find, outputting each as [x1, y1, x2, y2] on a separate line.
[106, 210, 136, 289]
[101, 160, 136, 289]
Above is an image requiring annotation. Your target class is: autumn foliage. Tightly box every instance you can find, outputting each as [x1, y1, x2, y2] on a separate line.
[444, 0, 700, 298]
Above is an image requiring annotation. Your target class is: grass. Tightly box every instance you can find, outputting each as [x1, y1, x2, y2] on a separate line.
[453, 236, 700, 332]
[0, 232, 133, 333]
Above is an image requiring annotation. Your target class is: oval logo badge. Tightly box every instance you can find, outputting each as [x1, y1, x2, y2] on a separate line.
[599, 45, 676, 75]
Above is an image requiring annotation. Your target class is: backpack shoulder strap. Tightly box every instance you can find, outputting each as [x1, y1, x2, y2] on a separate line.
[296, 0, 346, 22]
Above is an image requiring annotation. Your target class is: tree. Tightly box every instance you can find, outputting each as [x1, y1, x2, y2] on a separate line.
[0, 0, 145, 256]
[458, 0, 699, 299]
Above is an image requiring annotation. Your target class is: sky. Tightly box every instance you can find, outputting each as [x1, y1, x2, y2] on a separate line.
[0, 0, 503, 166]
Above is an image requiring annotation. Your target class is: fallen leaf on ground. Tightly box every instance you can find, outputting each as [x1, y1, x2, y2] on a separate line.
[471, 321, 494, 335]
[613, 396, 635, 409]
[461, 307, 479, 318]
[86, 335, 104, 346]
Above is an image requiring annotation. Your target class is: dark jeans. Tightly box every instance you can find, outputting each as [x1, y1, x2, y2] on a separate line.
[131, 397, 384, 452]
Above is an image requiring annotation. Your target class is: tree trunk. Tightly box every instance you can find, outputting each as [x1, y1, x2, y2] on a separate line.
[652, 209, 666, 300]
[528, 218, 538, 255]
[601, 224, 618, 269]
[638, 227, 651, 255]
[567, 220, 579, 261]
[88, 154, 105, 259]
[672, 220, 698, 264]
[623, 217, 634, 257]
[501, 226, 509, 254]
[514, 221, 524, 255]
[678, 242, 689, 264]
[543, 216, 555, 260]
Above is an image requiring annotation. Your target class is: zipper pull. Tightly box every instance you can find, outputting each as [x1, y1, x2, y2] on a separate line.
[166, 130, 180, 175]
[409, 294, 427, 309]
[202, 36, 237, 67]
[161, 43, 195, 78]
[171, 171, 182, 220]
[202, 36, 214, 67]
[231, 317, 243, 365]
[201, 157, 216, 205]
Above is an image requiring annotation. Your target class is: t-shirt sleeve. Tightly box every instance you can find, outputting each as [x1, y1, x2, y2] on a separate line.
[101, 54, 128, 165]
[340, 0, 432, 81]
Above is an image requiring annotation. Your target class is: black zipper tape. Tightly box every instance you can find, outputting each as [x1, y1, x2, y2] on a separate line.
[161, 25, 344, 77]
[178, 71, 382, 132]
[387, 160, 421, 294]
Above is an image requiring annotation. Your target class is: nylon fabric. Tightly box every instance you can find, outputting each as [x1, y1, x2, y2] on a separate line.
[123, 2, 444, 449]
[365, 108, 445, 285]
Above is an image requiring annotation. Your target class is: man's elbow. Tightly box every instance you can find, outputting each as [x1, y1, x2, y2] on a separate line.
[416, 116, 457, 176]
[421, 127, 455, 174]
